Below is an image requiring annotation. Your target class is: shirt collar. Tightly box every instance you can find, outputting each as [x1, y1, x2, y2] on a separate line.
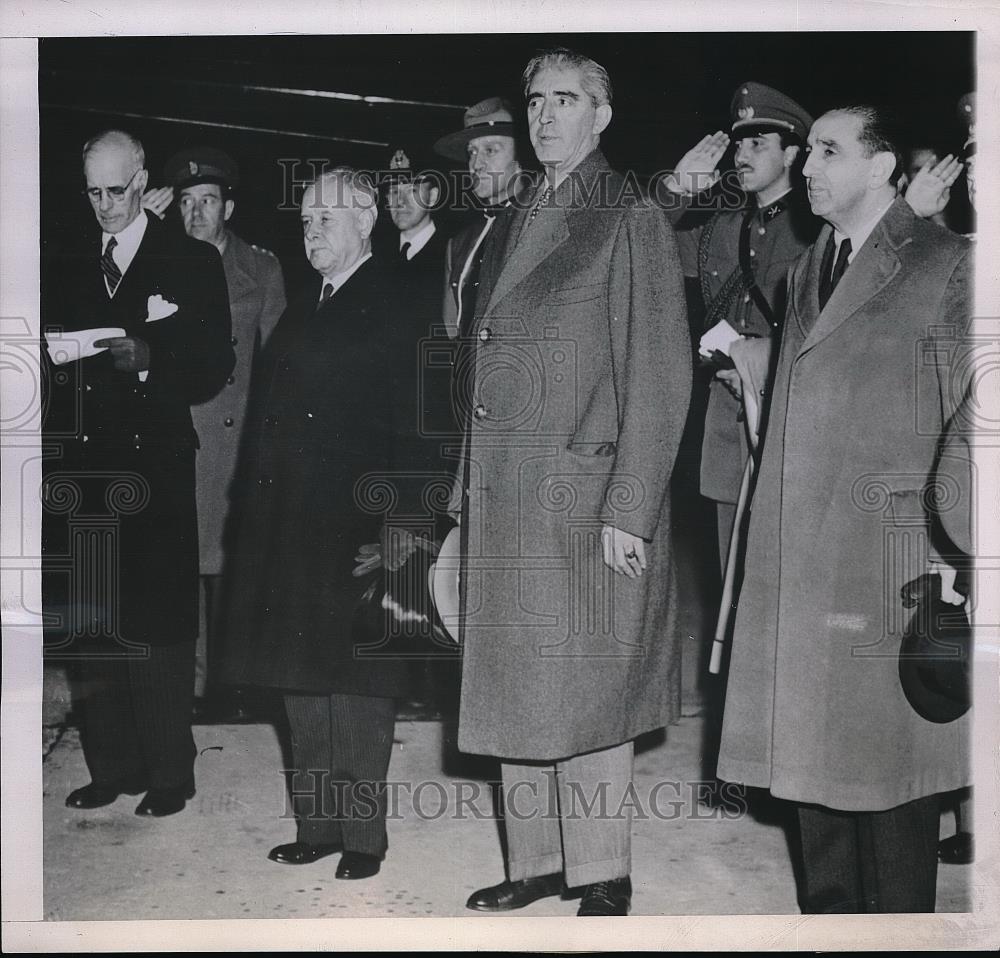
[318, 251, 372, 300]
[834, 199, 895, 262]
[102, 210, 147, 263]
[400, 219, 436, 259]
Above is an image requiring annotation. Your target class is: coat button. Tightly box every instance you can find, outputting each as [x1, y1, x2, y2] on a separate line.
[711, 269, 719, 277]
[758, 226, 766, 235]
[479, 327, 492, 342]
[85, 384, 92, 392]
[231, 336, 238, 346]
[749, 248, 756, 258]
[227, 375, 236, 385]
[264, 415, 278, 426]
[224, 417, 235, 427]
[473, 404, 487, 420]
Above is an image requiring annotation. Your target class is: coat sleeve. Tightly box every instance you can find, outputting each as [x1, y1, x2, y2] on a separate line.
[929, 246, 974, 559]
[142, 241, 235, 404]
[601, 202, 693, 540]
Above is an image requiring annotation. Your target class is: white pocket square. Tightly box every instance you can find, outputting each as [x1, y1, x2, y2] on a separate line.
[145, 294, 179, 323]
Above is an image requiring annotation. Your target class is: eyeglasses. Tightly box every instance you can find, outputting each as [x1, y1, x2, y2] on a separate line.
[83, 168, 141, 203]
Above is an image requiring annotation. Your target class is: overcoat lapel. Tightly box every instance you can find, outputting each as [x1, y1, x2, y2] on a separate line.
[796, 199, 911, 359]
[483, 176, 570, 315]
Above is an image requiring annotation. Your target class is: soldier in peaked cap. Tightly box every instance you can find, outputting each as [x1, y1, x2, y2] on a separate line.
[161, 146, 287, 722]
[662, 81, 818, 571]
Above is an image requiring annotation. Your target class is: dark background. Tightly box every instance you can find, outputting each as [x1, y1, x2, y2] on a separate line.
[40, 32, 975, 291]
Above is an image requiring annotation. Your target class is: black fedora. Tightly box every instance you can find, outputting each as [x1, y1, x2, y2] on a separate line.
[897, 572, 972, 724]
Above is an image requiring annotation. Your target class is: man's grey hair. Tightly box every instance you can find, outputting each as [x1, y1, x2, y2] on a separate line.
[82, 129, 145, 169]
[305, 166, 379, 223]
[522, 47, 613, 108]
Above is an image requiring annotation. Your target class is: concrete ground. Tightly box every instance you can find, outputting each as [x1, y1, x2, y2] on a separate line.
[42, 705, 971, 922]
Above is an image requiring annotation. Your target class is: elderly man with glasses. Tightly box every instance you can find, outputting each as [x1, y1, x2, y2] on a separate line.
[42, 128, 234, 818]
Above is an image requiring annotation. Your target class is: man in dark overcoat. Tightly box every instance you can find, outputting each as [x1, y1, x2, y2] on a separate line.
[457, 49, 692, 917]
[716, 105, 972, 913]
[42, 129, 234, 817]
[220, 168, 420, 881]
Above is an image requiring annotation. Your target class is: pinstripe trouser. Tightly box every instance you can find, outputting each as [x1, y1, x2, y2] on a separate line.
[283, 692, 396, 857]
[75, 640, 197, 789]
[501, 741, 633, 888]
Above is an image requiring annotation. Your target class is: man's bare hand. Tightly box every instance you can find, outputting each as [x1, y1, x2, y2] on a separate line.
[904, 154, 963, 219]
[93, 336, 151, 373]
[715, 367, 743, 400]
[141, 186, 174, 220]
[667, 131, 731, 195]
[601, 524, 647, 579]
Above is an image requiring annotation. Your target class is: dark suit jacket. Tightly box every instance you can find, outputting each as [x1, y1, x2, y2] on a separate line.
[220, 256, 427, 696]
[42, 211, 234, 648]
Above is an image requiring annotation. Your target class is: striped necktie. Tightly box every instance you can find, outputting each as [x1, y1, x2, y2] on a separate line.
[101, 236, 122, 295]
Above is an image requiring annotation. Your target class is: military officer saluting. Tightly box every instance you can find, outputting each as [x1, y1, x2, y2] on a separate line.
[663, 81, 817, 568]
[160, 147, 287, 719]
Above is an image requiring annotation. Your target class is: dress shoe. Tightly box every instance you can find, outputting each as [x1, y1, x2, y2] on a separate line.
[65, 778, 147, 809]
[134, 778, 196, 817]
[335, 851, 382, 880]
[577, 876, 632, 916]
[267, 841, 343, 865]
[939, 831, 974, 865]
[466, 873, 563, 911]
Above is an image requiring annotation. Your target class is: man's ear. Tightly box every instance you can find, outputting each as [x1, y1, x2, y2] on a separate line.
[593, 103, 612, 137]
[869, 151, 897, 189]
[224, 199, 235, 223]
[357, 207, 376, 240]
[136, 168, 149, 194]
[782, 144, 800, 170]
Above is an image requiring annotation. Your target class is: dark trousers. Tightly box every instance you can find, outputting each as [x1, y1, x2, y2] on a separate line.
[797, 794, 940, 913]
[284, 692, 395, 857]
[76, 640, 197, 790]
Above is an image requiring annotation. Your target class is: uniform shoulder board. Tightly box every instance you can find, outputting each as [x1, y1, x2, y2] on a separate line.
[250, 244, 278, 259]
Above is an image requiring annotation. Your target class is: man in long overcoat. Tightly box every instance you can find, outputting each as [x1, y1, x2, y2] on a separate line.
[716, 106, 972, 913]
[220, 168, 422, 881]
[457, 49, 692, 917]
[42, 129, 234, 817]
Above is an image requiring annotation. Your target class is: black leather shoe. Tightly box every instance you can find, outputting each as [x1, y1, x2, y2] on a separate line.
[335, 851, 382, 880]
[939, 831, 974, 865]
[466, 873, 564, 911]
[267, 841, 343, 865]
[134, 778, 196, 817]
[577, 876, 632, 916]
[65, 778, 147, 809]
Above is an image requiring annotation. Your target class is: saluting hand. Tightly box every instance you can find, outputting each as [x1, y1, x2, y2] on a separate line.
[904, 154, 963, 219]
[666, 131, 731, 195]
[141, 186, 174, 221]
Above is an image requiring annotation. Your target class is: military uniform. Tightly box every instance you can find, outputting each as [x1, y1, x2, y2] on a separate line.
[671, 82, 817, 563]
[164, 148, 287, 704]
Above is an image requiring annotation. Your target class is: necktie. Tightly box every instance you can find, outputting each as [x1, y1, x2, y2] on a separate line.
[101, 236, 122, 295]
[316, 282, 333, 311]
[399, 241, 411, 262]
[818, 236, 852, 310]
[528, 186, 553, 224]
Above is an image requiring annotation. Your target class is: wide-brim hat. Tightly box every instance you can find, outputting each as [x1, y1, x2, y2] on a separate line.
[429, 525, 461, 643]
[164, 146, 239, 191]
[730, 81, 813, 142]
[897, 573, 971, 724]
[434, 96, 518, 162]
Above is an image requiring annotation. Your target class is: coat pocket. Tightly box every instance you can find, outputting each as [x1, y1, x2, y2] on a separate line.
[546, 283, 606, 306]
